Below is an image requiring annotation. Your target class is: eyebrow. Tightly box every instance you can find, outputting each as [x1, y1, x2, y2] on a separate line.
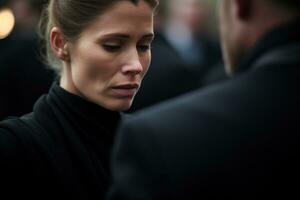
[101, 33, 155, 39]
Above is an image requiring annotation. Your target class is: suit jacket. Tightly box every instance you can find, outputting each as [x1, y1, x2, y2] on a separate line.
[107, 21, 300, 199]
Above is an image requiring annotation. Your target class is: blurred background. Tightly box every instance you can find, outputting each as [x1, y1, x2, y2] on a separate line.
[0, 0, 55, 120]
[130, 0, 226, 112]
[0, 0, 225, 119]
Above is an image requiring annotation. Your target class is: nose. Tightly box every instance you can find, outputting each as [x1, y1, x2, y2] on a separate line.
[122, 51, 143, 76]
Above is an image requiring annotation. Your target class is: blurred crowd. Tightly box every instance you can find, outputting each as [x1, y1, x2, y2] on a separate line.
[0, 0, 225, 119]
[0, 0, 55, 120]
[130, 0, 226, 112]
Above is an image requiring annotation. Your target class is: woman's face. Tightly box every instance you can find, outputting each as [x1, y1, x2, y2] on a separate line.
[63, 0, 154, 111]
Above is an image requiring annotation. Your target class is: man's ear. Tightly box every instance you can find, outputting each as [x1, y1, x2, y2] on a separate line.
[234, 0, 252, 20]
[50, 27, 69, 61]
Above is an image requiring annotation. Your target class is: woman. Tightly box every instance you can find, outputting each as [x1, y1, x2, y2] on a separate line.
[0, 0, 158, 199]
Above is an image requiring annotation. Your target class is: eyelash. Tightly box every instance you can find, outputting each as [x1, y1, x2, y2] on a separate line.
[102, 44, 121, 52]
[138, 45, 151, 52]
[102, 44, 151, 53]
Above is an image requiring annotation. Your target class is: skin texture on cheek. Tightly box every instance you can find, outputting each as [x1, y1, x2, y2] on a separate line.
[71, 39, 115, 88]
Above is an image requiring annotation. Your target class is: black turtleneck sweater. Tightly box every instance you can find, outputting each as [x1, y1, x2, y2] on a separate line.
[0, 83, 121, 199]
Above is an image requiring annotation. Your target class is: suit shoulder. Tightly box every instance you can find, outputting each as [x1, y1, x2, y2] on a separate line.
[133, 67, 289, 122]
[130, 78, 237, 121]
[0, 118, 29, 161]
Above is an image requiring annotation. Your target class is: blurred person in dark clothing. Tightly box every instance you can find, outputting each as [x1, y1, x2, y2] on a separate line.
[129, 0, 200, 111]
[129, 0, 225, 112]
[0, 0, 9, 10]
[108, 0, 300, 199]
[0, 39, 55, 120]
[10, 0, 48, 39]
[0, 0, 48, 54]
[164, 0, 224, 82]
[0, 0, 55, 120]
[0, 0, 14, 54]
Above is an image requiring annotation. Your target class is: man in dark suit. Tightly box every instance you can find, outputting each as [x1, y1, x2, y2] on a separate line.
[108, 0, 300, 199]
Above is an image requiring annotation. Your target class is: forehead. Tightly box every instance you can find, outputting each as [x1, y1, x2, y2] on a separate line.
[81, 1, 154, 37]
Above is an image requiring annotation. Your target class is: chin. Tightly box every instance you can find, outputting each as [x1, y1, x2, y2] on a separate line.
[105, 99, 133, 112]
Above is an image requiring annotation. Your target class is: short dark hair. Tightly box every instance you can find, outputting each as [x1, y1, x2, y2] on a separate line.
[27, 0, 48, 14]
[39, 0, 159, 75]
[269, 0, 300, 11]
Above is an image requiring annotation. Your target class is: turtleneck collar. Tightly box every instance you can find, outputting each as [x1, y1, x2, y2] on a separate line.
[32, 81, 122, 155]
[234, 19, 300, 75]
[51, 82, 121, 133]
[30, 82, 122, 194]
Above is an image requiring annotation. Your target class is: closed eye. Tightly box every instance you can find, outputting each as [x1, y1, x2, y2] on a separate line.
[138, 44, 151, 52]
[102, 44, 122, 52]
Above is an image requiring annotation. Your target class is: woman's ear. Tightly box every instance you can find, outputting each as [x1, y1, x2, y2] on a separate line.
[50, 27, 69, 61]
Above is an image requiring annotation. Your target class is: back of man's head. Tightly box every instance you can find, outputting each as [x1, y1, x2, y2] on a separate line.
[27, 0, 48, 15]
[219, 0, 300, 75]
[268, 0, 300, 14]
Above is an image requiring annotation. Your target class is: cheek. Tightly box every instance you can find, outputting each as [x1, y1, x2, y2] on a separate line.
[141, 53, 151, 76]
[74, 49, 116, 82]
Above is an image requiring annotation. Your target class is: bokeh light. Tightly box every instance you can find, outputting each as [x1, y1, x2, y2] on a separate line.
[0, 8, 15, 39]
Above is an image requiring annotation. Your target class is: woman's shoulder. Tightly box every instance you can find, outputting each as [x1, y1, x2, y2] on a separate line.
[0, 116, 30, 164]
[0, 113, 61, 158]
[0, 113, 56, 166]
[0, 116, 28, 138]
[0, 114, 32, 138]
[0, 112, 52, 143]
[0, 115, 44, 188]
[0, 114, 42, 155]
[0, 114, 35, 135]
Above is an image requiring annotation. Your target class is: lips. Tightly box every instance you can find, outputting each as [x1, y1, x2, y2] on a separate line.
[111, 83, 139, 97]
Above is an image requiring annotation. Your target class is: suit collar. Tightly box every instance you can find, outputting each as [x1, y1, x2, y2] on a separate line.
[234, 19, 300, 74]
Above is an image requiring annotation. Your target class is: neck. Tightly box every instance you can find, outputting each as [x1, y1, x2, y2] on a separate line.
[60, 63, 80, 97]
